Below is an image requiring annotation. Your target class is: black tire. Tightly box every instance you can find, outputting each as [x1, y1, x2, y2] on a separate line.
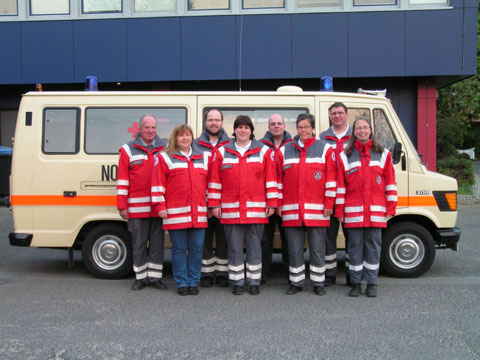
[381, 222, 435, 278]
[81, 223, 133, 279]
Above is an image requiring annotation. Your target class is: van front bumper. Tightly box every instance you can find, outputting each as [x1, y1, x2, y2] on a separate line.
[436, 227, 461, 251]
[9, 233, 33, 247]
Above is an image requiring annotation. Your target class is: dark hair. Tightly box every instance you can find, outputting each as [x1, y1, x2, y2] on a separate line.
[344, 117, 384, 156]
[296, 113, 315, 129]
[328, 102, 348, 114]
[204, 108, 224, 122]
[232, 115, 255, 140]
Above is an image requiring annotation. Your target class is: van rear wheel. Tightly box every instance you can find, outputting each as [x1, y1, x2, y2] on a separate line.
[381, 222, 435, 278]
[82, 224, 133, 279]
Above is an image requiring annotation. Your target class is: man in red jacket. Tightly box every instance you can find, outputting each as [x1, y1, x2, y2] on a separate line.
[117, 115, 167, 291]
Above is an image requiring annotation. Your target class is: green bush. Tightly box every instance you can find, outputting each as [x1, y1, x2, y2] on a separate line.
[437, 155, 474, 189]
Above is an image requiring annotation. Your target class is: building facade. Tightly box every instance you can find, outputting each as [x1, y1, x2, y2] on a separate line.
[0, 0, 478, 170]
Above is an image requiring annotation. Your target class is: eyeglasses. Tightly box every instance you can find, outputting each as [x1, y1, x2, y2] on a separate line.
[355, 126, 370, 131]
[330, 111, 346, 116]
[297, 126, 312, 130]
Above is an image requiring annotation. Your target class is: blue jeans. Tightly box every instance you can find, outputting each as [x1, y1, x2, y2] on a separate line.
[169, 228, 205, 288]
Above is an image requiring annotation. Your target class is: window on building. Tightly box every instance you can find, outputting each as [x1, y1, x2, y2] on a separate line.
[43, 109, 80, 154]
[204, 107, 308, 138]
[410, 0, 447, 4]
[297, 0, 341, 7]
[84, 107, 187, 154]
[82, 0, 122, 14]
[188, 0, 229, 10]
[0, 0, 17, 15]
[243, 0, 284, 9]
[134, 0, 176, 12]
[354, 0, 396, 5]
[30, 0, 69, 15]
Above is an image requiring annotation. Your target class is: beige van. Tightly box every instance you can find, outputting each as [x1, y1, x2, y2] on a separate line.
[9, 88, 460, 279]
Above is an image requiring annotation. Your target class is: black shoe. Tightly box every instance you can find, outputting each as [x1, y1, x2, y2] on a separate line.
[249, 285, 260, 295]
[232, 285, 243, 295]
[325, 276, 336, 287]
[177, 287, 188, 296]
[188, 286, 199, 295]
[366, 284, 377, 297]
[313, 286, 325, 296]
[286, 285, 303, 295]
[349, 284, 361, 297]
[216, 276, 230, 287]
[199, 276, 214, 288]
[131, 280, 146, 291]
[149, 280, 167, 290]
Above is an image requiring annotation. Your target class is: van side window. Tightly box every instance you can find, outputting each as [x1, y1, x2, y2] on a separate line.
[43, 108, 80, 154]
[85, 107, 187, 154]
[205, 108, 308, 137]
[373, 109, 396, 152]
[346, 108, 371, 126]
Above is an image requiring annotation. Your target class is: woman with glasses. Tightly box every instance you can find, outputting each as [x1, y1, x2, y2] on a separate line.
[277, 113, 337, 296]
[336, 117, 397, 297]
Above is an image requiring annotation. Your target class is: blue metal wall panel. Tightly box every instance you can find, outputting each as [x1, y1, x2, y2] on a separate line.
[21, 21, 74, 84]
[74, 20, 127, 83]
[349, 12, 405, 77]
[406, 9, 463, 76]
[292, 13, 348, 78]
[238, 15, 292, 79]
[0, 22, 21, 84]
[181, 16, 236, 81]
[462, 4, 479, 74]
[126, 18, 181, 82]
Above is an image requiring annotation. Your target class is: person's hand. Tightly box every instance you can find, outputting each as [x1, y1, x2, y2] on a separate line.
[212, 208, 221, 219]
[276, 208, 282, 217]
[266, 208, 275, 217]
[338, 217, 344, 223]
[158, 210, 167, 219]
[119, 209, 128, 220]
[207, 209, 213, 219]
[386, 215, 393, 221]
[324, 208, 333, 217]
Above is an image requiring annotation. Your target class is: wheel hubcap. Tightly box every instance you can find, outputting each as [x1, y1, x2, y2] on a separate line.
[389, 234, 425, 269]
[92, 235, 127, 271]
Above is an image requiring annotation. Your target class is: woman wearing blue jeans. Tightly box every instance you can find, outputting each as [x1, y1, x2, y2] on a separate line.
[152, 124, 210, 295]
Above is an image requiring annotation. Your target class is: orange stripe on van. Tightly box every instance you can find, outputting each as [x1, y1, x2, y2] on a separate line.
[10, 195, 117, 206]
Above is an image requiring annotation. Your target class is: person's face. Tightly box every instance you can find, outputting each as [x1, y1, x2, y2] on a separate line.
[296, 119, 314, 141]
[354, 119, 371, 144]
[234, 124, 252, 143]
[268, 114, 286, 137]
[139, 116, 157, 144]
[329, 106, 348, 129]
[205, 110, 223, 136]
[176, 131, 193, 151]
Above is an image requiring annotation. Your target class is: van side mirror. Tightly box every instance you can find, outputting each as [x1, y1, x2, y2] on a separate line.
[392, 142, 402, 164]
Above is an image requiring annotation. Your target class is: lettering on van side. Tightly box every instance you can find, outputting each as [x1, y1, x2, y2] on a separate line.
[102, 165, 118, 181]
[416, 190, 430, 195]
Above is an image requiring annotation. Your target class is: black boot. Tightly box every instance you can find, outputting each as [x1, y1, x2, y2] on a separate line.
[366, 284, 377, 297]
[349, 283, 361, 297]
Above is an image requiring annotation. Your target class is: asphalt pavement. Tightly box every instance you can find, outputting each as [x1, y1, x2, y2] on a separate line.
[0, 205, 479, 360]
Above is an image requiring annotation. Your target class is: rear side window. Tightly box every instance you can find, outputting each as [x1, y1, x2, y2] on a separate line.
[85, 107, 187, 154]
[373, 108, 396, 152]
[204, 107, 309, 138]
[43, 108, 80, 154]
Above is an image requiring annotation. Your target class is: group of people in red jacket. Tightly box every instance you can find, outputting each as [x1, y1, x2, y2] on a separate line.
[117, 103, 397, 298]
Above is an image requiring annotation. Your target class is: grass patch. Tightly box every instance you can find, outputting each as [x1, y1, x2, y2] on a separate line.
[458, 184, 474, 195]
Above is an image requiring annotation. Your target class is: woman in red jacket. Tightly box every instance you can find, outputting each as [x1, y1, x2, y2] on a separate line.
[151, 124, 210, 296]
[336, 117, 397, 297]
[209, 115, 278, 296]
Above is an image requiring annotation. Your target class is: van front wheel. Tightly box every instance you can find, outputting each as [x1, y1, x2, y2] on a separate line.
[381, 222, 435, 278]
[82, 224, 133, 279]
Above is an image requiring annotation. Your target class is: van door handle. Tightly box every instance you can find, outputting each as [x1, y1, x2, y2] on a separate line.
[64, 191, 77, 197]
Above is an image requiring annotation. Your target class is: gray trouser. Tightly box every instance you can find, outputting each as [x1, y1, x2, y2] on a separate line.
[325, 215, 349, 277]
[224, 224, 263, 286]
[201, 217, 228, 278]
[347, 227, 382, 284]
[128, 217, 165, 281]
[285, 226, 326, 287]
